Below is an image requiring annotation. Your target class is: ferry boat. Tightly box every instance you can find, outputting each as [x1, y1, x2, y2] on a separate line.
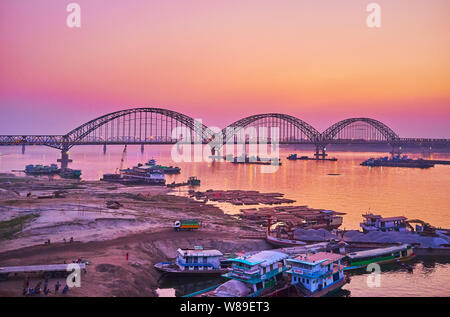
[122, 166, 166, 184]
[154, 247, 227, 276]
[361, 155, 434, 168]
[145, 160, 181, 174]
[285, 252, 349, 297]
[189, 250, 289, 297]
[360, 213, 408, 233]
[344, 244, 415, 271]
[101, 165, 166, 185]
[24, 164, 60, 175]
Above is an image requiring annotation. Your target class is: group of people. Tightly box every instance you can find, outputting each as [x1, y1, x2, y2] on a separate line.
[23, 277, 69, 296]
[43, 237, 74, 245]
[63, 237, 74, 244]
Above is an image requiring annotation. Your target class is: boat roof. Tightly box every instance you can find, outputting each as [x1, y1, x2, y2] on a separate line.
[177, 248, 222, 257]
[287, 252, 345, 266]
[362, 214, 407, 221]
[228, 250, 287, 267]
[380, 216, 407, 221]
[347, 244, 410, 259]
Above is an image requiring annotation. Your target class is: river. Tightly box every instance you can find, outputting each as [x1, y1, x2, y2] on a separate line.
[0, 144, 449, 296]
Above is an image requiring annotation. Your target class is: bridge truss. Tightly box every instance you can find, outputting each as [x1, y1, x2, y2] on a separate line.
[0, 107, 449, 165]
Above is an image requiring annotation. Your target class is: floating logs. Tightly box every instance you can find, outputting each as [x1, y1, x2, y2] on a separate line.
[188, 190, 295, 206]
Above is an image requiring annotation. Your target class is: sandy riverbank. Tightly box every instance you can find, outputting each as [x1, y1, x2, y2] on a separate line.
[0, 174, 268, 297]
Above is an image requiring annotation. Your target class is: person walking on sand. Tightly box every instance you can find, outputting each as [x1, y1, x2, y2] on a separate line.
[55, 281, 61, 294]
[126, 252, 129, 261]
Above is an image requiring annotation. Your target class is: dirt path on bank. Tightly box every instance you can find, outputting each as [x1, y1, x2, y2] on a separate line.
[0, 228, 268, 297]
[0, 174, 270, 297]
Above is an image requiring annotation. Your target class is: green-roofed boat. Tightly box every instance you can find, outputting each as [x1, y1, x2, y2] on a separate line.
[344, 244, 415, 271]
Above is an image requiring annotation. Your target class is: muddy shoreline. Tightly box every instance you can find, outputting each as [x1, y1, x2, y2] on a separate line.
[0, 174, 267, 297]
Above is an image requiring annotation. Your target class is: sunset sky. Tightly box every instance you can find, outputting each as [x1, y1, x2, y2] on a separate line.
[0, 0, 449, 137]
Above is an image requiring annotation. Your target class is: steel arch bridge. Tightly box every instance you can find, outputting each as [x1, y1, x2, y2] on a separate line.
[320, 118, 400, 144]
[215, 113, 321, 146]
[64, 107, 213, 148]
[0, 107, 449, 166]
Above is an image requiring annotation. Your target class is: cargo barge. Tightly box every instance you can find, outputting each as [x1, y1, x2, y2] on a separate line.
[24, 164, 60, 175]
[361, 155, 434, 168]
[231, 155, 281, 166]
[287, 154, 337, 161]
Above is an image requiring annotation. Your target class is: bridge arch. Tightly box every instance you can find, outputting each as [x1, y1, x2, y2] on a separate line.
[321, 118, 399, 143]
[64, 107, 212, 147]
[217, 113, 321, 145]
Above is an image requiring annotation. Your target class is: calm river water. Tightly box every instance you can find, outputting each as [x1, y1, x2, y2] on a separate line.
[0, 145, 449, 296]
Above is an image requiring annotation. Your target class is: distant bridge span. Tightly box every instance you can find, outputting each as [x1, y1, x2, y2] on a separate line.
[0, 107, 449, 166]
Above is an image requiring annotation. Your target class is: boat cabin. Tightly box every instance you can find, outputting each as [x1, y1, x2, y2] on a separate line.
[361, 213, 407, 232]
[286, 252, 345, 294]
[176, 247, 223, 271]
[222, 250, 288, 296]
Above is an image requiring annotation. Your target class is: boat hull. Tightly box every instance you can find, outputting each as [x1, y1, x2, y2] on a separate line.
[266, 235, 307, 247]
[154, 262, 228, 276]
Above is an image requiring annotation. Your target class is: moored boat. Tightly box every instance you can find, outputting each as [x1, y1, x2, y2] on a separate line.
[360, 213, 408, 233]
[344, 244, 415, 271]
[188, 250, 289, 297]
[59, 168, 82, 179]
[285, 252, 349, 297]
[361, 155, 434, 168]
[266, 210, 344, 247]
[101, 164, 166, 185]
[24, 164, 60, 175]
[145, 159, 181, 174]
[154, 247, 227, 276]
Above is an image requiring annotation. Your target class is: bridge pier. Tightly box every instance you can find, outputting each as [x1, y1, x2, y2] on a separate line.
[22, 144, 25, 154]
[141, 144, 144, 154]
[390, 145, 402, 158]
[57, 147, 72, 170]
[314, 145, 327, 160]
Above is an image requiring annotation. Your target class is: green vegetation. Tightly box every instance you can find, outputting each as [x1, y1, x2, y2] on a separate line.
[0, 213, 39, 240]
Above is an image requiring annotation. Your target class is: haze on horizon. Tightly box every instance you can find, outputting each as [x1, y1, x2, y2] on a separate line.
[0, 0, 449, 137]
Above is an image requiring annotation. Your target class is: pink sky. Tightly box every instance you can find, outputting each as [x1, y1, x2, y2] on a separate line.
[0, 0, 449, 137]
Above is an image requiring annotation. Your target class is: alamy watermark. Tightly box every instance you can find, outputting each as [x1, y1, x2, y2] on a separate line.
[366, 2, 381, 28]
[366, 263, 381, 288]
[66, 3, 381, 29]
[66, 3, 81, 28]
[66, 263, 82, 288]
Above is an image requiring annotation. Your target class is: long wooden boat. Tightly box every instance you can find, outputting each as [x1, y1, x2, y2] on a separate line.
[344, 244, 415, 271]
[266, 234, 308, 247]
